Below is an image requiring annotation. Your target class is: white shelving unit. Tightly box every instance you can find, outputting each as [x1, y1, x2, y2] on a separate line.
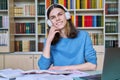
[105, 0, 120, 48]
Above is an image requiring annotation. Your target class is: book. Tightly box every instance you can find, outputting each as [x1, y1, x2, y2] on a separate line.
[22, 70, 73, 75]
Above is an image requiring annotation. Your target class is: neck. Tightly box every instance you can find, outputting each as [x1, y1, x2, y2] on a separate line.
[60, 29, 67, 38]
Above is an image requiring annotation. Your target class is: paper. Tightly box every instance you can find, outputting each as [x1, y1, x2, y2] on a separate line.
[16, 74, 73, 80]
[66, 70, 90, 78]
[0, 68, 24, 79]
[0, 77, 9, 80]
[0, 69, 90, 80]
[17, 70, 89, 80]
[39, 74, 73, 80]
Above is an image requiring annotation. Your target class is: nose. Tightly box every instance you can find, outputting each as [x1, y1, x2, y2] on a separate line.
[56, 16, 60, 21]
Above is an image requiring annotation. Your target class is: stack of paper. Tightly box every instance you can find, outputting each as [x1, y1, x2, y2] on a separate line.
[0, 68, 90, 80]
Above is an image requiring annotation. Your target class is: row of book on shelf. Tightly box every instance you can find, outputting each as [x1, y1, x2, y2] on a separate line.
[76, 15, 103, 27]
[76, 0, 103, 9]
[0, 0, 8, 10]
[15, 40, 43, 52]
[14, 4, 35, 16]
[15, 23, 35, 34]
[0, 30, 8, 46]
[46, 0, 103, 9]
[105, 35, 119, 48]
[46, 0, 74, 9]
[0, 16, 9, 28]
[105, 22, 118, 33]
[105, 40, 118, 48]
[15, 22, 45, 34]
[105, 3, 118, 14]
[38, 3, 45, 16]
[14, 3, 46, 16]
[2, 0, 103, 12]
[89, 33, 103, 45]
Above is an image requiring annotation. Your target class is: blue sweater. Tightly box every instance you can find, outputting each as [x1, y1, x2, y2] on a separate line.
[38, 30, 97, 70]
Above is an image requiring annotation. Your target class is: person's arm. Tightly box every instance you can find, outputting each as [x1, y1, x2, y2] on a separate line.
[38, 26, 59, 70]
[43, 26, 60, 58]
[49, 62, 96, 71]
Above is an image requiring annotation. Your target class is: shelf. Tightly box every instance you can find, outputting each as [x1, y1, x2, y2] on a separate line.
[14, 16, 35, 18]
[14, 34, 36, 36]
[105, 15, 118, 17]
[75, 9, 104, 12]
[13, 52, 42, 55]
[77, 27, 104, 30]
[37, 16, 45, 18]
[0, 28, 9, 30]
[38, 34, 46, 36]
[0, 10, 8, 12]
[105, 33, 119, 35]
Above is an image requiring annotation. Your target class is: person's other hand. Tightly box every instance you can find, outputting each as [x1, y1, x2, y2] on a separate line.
[48, 66, 68, 70]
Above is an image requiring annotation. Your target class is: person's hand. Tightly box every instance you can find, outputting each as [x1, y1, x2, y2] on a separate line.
[48, 66, 68, 70]
[47, 26, 60, 44]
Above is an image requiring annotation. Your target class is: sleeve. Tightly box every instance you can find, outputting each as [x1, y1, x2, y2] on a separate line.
[84, 32, 97, 65]
[38, 39, 52, 70]
[38, 55, 51, 70]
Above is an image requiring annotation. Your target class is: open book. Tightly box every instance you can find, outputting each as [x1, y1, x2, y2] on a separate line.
[0, 68, 24, 79]
[23, 70, 73, 75]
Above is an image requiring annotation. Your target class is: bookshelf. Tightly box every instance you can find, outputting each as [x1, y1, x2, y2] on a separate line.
[0, 0, 14, 52]
[13, 0, 45, 53]
[105, 0, 120, 48]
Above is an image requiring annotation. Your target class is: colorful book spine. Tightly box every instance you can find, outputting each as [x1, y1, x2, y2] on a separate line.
[46, 0, 51, 8]
[75, 15, 103, 27]
[76, 0, 80, 9]
[99, 0, 102, 8]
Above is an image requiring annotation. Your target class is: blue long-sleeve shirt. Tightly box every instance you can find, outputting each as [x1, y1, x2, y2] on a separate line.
[38, 30, 97, 70]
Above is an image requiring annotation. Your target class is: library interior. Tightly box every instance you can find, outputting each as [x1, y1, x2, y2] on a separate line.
[0, 0, 120, 80]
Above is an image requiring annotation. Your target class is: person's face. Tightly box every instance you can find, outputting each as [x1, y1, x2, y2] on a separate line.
[49, 8, 67, 29]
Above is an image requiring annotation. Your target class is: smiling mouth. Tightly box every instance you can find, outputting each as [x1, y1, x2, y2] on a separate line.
[56, 21, 63, 25]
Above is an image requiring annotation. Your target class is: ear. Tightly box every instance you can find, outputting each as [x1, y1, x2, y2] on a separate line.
[47, 20, 52, 27]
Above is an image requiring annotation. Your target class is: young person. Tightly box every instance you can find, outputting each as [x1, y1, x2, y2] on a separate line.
[38, 4, 97, 71]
